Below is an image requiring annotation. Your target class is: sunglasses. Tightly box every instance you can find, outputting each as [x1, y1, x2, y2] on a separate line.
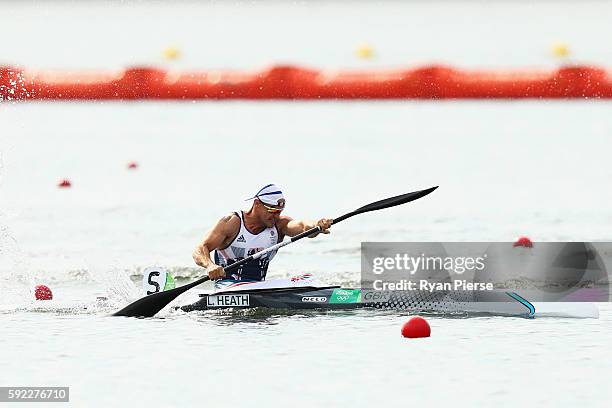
[261, 202, 284, 214]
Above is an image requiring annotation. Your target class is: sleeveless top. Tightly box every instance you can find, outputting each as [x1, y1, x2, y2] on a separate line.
[213, 212, 281, 281]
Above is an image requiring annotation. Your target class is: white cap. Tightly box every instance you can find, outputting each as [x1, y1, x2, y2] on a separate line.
[246, 184, 285, 207]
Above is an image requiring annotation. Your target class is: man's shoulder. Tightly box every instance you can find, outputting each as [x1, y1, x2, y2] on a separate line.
[275, 215, 293, 232]
[220, 212, 240, 221]
[218, 212, 241, 230]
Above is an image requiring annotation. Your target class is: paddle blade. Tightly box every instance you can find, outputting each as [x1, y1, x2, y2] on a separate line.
[113, 277, 208, 317]
[333, 186, 438, 224]
[113, 289, 182, 318]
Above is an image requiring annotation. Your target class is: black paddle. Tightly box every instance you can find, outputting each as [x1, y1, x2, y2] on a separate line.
[113, 186, 438, 317]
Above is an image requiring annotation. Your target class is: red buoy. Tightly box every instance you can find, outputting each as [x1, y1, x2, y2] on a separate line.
[513, 236, 533, 248]
[127, 161, 138, 169]
[57, 179, 72, 188]
[401, 316, 431, 338]
[34, 284, 53, 300]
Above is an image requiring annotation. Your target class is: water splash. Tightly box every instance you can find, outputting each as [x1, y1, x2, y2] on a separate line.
[0, 69, 29, 102]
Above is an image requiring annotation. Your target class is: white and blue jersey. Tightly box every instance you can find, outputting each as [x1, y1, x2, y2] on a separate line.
[214, 211, 281, 283]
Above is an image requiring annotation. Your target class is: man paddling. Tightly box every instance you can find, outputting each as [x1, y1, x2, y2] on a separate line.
[193, 184, 332, 284]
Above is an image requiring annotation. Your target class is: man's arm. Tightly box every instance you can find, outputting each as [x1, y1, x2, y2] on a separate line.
[276, 215, 333, 238]
[193, 214, 240, 279]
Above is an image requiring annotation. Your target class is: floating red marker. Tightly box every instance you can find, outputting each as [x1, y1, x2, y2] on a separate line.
[127, 162, 138, 169]
[513, 236, 533, 248]
[34, 284, 53, 300]
[401, 316, 431, 338]
[57, 179, 71, 188]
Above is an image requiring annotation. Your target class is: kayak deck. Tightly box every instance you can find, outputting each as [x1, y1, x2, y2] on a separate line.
[181, 286, 360, 312]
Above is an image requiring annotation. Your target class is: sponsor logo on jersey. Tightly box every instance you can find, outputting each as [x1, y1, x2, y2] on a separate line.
[236, 235, 246, 243]
[301, 296, 327, 303]
[206, 294, 250, 307]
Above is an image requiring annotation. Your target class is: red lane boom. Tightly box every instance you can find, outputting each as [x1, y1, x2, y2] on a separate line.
[2, 64, 612, 101]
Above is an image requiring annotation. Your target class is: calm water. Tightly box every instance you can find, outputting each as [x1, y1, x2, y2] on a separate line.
[3, 307, 612, 407]
[2, 1, 612, 407]
[2, 100, 612, 407]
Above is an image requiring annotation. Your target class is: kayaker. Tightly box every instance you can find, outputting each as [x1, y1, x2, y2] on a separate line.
[193, 184, 332, 283]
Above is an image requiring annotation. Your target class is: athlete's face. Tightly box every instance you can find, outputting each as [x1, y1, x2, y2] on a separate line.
[255, 199, 283, 228]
